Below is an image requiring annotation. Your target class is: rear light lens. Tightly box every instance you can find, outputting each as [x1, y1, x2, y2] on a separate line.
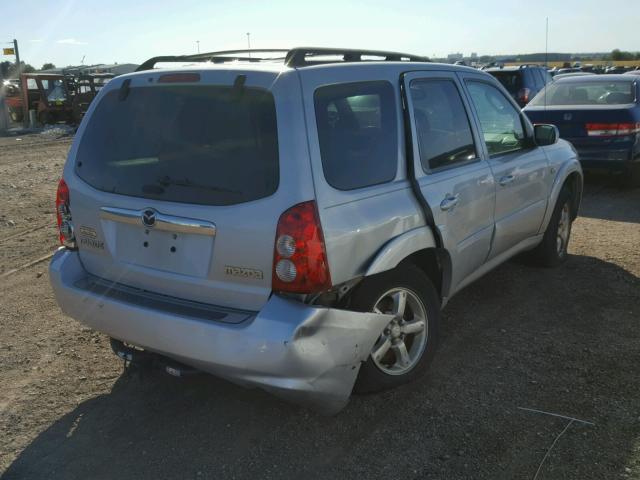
[56, 178, 76, 249]
[586, 122, 640, 137]
[517, 88, 531, 105]
[272, 201, 332, 294]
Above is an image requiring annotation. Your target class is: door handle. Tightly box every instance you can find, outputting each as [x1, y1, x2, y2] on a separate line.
[499, 174, 516, 186]
[440, 194, 460, 211]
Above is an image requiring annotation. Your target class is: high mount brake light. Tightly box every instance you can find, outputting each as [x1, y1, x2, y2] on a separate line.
[56, 178, 76, 249]
[586, 122, 640, 137]
[272, 201, 331, 294]
[158, 73, 201, 83]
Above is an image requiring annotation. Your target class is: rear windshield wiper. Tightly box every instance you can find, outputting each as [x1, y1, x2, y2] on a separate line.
[153, 175, 242, 195]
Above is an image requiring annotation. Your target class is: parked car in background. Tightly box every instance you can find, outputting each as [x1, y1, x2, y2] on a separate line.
[72, 73, 114, 123]
[49, 47, 582, 413]
[553, 72, 595, 81]
[485, 65, 552, 107]
[556, 67, 582, 75]
[524, 75, 640, 185]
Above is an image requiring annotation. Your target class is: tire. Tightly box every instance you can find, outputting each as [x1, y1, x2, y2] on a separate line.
[350, 264, 440, 393]
[623, 163, 640, 188]
[38, 111, 51, 126]
[529, 186, 573, 267]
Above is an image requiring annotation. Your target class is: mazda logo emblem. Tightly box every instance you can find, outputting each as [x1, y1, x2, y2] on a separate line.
[563, 113, 572, 121]
[142, 209, 157, 228]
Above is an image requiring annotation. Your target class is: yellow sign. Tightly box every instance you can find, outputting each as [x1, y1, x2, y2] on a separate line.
[3, 48, 15, 55]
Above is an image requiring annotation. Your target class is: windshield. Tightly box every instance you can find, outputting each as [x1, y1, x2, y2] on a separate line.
[75, 85, 279, 206]
[529, 80, 636, 106]
[46, 79, 67, 102]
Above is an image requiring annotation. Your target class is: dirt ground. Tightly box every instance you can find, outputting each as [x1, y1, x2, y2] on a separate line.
[0, 135, 638, 480]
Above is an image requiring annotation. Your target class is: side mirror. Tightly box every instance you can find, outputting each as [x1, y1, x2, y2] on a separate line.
[534, 124, 559, 146]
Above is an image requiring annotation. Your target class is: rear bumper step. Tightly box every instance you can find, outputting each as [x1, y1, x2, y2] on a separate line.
[49, 249, 392, 414]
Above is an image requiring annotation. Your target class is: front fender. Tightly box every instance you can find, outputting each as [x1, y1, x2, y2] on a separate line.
[365, 227, 437, 276]
[540, 141, 583, 232]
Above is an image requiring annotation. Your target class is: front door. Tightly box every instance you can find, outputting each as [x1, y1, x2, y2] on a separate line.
[460, 74, 550, 258]
[403, 71, 496, 293]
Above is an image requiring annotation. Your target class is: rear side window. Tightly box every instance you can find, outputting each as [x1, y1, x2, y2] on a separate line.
[75, 85, 279, 206]
[490, 71, 522, 94]
[314, 81, 397, 190]
[410, 79, 476, 171]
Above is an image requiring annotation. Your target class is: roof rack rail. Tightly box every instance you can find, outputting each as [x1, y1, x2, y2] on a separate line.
[284, 47, 429, 67]
[135, 49, 289, 72]
[136, 47, 429, 72]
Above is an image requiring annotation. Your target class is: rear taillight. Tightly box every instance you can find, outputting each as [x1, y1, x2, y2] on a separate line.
[586, 122, 640, 137]
[272, 201, 331, 294]
[56, 178, 76, 249]
[517, 88, 531, 105]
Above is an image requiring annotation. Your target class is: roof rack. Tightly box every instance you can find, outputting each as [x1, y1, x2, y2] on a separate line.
[136, 47, 429, 72]
[284, 47, 429, 67]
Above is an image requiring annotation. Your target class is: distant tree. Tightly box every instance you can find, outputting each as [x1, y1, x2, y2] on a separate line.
[22, 64, 36, 74]
[611, 49, 634, 61]
[41, 63, 56, 70]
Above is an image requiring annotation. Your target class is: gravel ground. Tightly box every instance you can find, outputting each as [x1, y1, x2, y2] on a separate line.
[0, 135, 638, 479]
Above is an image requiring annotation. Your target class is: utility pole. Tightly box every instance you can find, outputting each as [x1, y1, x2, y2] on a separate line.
[13, 39, 21, 77]
[196, 40, 200, 54]
[246, 32, 251, 58]
[544, 17, 549, 67]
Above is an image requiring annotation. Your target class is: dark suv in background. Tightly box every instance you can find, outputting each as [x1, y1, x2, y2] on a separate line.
[486, 65, 552, 107]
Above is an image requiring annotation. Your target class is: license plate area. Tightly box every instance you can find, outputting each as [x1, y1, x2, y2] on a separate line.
[100, 207, 216, 278]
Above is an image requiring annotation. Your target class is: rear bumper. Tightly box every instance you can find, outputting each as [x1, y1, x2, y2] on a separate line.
[571, 144, 637, 171]
[49, 249, 391, 414]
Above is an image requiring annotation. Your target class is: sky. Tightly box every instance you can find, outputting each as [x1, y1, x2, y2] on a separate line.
[2, 0, 639, 69]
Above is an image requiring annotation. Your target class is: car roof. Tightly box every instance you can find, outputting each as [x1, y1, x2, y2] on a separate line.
[553, 74, 637, 83]
[485, 66, 543, 72]
[122, 60, 487, 78]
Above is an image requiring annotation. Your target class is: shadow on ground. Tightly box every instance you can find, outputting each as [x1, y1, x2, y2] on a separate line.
[579, 172, 640, 223]
[3, 250, 639, 479]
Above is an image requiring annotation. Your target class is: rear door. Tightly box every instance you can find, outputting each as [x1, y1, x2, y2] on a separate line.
[460, 73, 550, 259]
[403, 71, 496, 291]
[65, 69, 313, 312]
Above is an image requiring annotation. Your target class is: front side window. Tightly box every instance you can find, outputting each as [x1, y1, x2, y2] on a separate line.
[314, 81, 397, 190]
[410, 79, 476, 171]
[467, 81, 526, 157]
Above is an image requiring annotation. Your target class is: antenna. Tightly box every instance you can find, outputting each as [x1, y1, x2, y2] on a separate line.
[544, 17, 548, 114]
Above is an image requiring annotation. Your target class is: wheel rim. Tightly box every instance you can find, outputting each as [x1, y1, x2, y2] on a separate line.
[370, 287, 428, 376]
[556, 202, 571, 256]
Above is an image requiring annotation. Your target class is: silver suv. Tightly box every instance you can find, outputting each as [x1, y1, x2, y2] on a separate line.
[50, 48, 583, 414]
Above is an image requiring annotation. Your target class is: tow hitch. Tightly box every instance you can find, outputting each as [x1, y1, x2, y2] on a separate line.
[109, 338, 200, 378]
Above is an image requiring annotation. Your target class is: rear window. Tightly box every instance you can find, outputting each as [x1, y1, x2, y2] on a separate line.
[529, 80, 636, 106]
[489, 71, 522, 94]
[314, 81, 398, 190]
[75, 85, 279, 206]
